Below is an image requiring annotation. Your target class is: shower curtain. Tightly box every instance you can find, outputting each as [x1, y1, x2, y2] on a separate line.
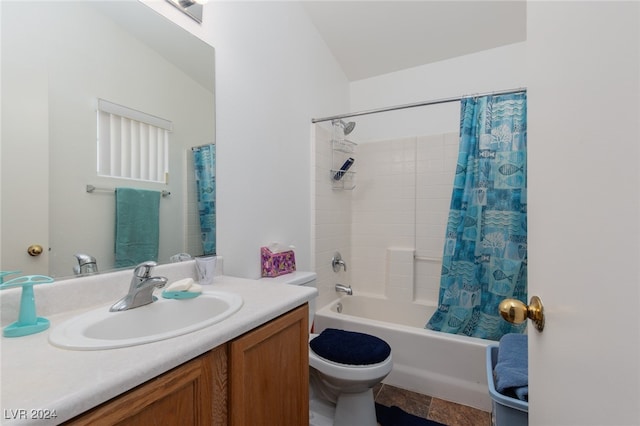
[426, 92, 527, 340]
[192, 144, 216, 255]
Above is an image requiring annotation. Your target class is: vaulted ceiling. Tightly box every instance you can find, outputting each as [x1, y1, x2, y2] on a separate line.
[301, 1, 526, 81]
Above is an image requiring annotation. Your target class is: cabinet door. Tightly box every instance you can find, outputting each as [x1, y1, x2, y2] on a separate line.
[65, 346, 227, 426]
[229, 304, 309, 426]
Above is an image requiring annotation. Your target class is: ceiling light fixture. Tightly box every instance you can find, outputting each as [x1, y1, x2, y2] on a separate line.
[165, 0, 205, 24]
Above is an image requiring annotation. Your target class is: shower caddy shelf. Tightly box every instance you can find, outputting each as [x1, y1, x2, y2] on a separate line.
[330, 138, 357, 190]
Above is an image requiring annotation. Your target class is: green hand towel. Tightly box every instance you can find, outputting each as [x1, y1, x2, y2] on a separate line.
[114, 188, 160, 268]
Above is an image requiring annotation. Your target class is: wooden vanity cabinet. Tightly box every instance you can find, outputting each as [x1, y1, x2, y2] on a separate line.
[64, 345, 228, 426]
[64, 304, 308, 426]
[229, 303, 309, 425]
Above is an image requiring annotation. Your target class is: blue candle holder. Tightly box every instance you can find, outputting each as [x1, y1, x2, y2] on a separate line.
[0, 271, 54, 337]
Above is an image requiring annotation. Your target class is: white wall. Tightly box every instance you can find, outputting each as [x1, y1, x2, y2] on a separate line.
[351, 42, 526, 142]
[208, 2, 349, 278]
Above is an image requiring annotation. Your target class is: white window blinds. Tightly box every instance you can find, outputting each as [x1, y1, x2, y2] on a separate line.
[97, 99, 172, 183]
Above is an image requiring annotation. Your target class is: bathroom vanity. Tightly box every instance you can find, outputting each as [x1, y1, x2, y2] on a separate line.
[66, 305, 308, 425]
[0, 263, 315, 425]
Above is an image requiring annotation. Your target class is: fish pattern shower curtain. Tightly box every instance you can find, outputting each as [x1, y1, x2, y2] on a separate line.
[426, 93, 527, 340]
[192, 144, 216, 255]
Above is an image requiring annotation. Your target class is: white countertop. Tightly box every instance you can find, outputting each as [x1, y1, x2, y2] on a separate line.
[0, 265, 316, 425]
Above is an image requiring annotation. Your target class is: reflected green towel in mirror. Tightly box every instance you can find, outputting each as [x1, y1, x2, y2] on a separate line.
[115, 188, 160, 268]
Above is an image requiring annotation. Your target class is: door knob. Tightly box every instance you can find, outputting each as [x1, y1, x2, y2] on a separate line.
[499, 296, 545, 332]
[27, 245, 44, 257]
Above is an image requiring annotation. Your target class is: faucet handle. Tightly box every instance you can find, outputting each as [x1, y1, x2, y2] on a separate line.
[74, 253, 96, 266]
[332, 251, 347, 272]
[133, 261, 157, 278]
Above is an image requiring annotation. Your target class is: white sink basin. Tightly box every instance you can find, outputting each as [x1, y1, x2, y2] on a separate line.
[49, 291, 243, 350]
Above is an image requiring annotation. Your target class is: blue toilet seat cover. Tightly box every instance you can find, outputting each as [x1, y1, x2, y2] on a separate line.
[310, 328, 391, 365]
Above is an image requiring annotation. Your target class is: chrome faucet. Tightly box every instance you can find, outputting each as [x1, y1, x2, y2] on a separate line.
[110, 261, 167, 312]
[335, 283, 352, 295]
[73, 253, 98, 276]
[332, 251, 347, 272]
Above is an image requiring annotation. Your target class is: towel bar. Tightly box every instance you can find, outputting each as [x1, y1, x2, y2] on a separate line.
[86, 184, 170, 197]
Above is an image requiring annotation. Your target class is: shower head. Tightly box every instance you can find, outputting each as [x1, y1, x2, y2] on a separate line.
[343, 120, 356, 135]
[332, 119, 356, 135]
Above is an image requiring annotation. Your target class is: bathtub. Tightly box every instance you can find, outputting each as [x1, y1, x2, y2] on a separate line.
[313, 294, 493, 411]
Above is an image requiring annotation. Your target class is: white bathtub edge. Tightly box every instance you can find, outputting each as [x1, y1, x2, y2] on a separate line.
[385, 364, 492, 412]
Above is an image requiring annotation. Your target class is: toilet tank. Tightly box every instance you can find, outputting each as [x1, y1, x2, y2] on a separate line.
[259, 272, 317, 331]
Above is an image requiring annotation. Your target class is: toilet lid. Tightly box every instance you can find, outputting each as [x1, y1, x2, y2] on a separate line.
[310, 328, 391, 365]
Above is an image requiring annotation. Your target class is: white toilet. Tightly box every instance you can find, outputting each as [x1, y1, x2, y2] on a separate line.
[260, 272, 393, 426]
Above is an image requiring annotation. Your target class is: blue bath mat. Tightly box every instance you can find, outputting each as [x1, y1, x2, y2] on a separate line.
[375, 403, 446, 426]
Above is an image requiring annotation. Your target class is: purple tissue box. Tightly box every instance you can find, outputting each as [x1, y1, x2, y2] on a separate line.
[261, 247, 296, 277]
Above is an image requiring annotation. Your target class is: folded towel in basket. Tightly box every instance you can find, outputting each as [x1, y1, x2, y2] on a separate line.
[494, 333, 528, 401]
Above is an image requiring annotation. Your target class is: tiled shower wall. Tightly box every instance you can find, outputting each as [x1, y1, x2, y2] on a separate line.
[313, 124, 353, 310]
[414, 132, 459, 302]
[314, 124, 459, 309]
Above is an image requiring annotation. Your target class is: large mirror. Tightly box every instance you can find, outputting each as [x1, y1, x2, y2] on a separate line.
[1, 1, 215, 279]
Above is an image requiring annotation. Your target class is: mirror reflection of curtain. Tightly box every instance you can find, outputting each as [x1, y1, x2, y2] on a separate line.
[192, 144, 216, 255]
[426, 92, 527, 340]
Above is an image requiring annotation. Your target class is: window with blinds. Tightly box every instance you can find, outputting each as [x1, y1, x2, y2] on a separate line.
[97, 99, 172, 183]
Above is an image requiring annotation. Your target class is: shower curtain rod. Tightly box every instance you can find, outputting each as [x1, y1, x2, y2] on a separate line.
[311, 87, 527, 124]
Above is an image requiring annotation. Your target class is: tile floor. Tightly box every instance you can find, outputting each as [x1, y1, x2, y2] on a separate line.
[373, 383, 492, 426]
